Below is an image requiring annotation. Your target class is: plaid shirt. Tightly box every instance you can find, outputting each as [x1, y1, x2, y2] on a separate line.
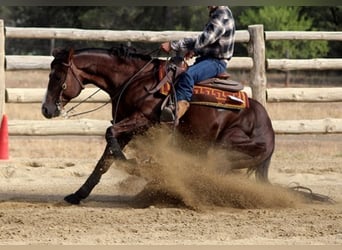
[170, 6, 235, 60]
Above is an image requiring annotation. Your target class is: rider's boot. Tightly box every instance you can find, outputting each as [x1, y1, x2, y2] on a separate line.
[160, 100, 189, 124]
[176, 100, 190, 122]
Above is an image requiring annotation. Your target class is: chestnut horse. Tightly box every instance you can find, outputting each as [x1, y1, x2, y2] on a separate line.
[42, 47, 275, 205]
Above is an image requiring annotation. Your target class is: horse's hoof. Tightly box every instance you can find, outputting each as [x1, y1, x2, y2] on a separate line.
[64, 193, 81, 205]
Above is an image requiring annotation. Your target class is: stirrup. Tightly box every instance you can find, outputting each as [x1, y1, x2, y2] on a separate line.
[160, 106, 175, 122]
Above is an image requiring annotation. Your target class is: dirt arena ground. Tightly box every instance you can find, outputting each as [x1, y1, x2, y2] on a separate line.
[0, 70, 341, 245]
[0, 132, 341, 245]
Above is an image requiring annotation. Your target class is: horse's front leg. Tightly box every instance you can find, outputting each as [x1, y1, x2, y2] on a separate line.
[64, 112, 151, 204]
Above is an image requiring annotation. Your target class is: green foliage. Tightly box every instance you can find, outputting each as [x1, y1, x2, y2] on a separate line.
[299, 6, 341, 31]
[239, 6, 329, 59]
[77, 7, 207, 31]
[0, 6, 338, 58]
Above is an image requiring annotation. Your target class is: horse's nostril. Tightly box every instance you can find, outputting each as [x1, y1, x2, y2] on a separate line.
[42, 105, 52, 119]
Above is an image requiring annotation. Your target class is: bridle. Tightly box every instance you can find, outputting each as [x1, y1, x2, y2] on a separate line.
[62, 61, 85, 90]
[55, 60, 86, 115]
[55, 56, 155, 120]
[54, 48, 159, 120]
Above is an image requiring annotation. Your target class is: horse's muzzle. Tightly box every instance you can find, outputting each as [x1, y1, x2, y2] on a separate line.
[41, 103, 60, 119]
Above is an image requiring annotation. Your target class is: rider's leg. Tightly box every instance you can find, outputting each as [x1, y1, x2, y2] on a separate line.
[161, 58, 226, 123]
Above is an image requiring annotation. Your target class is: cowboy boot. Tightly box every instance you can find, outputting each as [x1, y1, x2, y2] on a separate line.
[176, 100, 190, 122]
[160, 100, 189, 124]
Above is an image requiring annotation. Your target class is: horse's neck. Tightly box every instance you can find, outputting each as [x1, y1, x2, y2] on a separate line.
[75, 53, 155, 98]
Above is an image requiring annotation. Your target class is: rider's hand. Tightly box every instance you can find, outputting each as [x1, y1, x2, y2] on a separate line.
[185, 50, 195, 60]
[161, 42, 172, 53]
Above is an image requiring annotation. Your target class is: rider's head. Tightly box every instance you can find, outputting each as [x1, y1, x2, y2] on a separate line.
[207, 6, 218, 12]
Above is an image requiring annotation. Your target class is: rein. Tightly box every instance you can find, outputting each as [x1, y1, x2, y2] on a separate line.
[63, 89, 111, 118]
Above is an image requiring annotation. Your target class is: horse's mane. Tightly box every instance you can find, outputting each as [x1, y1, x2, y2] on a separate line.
[75, 45, 152, 61]
[109, 45, 152, 61]
[52, 45, 153, 66]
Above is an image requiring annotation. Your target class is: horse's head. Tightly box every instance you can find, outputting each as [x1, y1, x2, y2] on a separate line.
[42, 48, 85, 119]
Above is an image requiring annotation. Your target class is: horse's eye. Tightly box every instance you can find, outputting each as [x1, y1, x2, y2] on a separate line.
[49, 73, 61, 81]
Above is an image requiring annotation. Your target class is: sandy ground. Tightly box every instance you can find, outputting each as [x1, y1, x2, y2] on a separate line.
[0, 131, 341, 245]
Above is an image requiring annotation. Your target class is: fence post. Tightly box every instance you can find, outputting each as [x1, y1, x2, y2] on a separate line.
[0, 20, 5, 117]
[248, 24, 267, 107]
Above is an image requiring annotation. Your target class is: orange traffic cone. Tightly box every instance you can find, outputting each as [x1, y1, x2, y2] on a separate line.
[0, 114, 9, 160]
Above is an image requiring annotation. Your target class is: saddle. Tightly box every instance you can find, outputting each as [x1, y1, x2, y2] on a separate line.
[196, 72, 243, 92]
[148, 58, 249, 111]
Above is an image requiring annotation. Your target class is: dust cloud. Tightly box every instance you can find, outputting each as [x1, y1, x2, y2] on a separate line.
[120, 126, 302, 210]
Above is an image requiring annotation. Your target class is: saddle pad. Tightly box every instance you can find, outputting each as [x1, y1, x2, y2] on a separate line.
[192, 86, 249, 110]
[160, 83, 249, 110]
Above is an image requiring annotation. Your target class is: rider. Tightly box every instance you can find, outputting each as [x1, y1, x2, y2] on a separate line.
[160, 6, 236, 124]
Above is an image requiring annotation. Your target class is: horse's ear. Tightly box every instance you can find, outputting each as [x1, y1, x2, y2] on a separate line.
[68, 48, 75, 62]
[52, 47, 67, 57]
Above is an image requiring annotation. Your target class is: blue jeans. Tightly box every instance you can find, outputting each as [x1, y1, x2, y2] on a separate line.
[175, 57, 227, 102]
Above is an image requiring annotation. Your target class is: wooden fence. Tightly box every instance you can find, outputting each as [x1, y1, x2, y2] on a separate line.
[1, 20, 342, 135]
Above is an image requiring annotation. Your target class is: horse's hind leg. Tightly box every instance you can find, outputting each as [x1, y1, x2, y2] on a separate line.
[64, 136, 126, 205]
[219, 128, 273, 183]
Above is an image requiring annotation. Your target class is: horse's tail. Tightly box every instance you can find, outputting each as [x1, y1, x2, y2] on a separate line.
[254, 152, 273, 183]
[242, 98, 275, 183]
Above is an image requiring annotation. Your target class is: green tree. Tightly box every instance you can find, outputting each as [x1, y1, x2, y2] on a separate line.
[239, 6, 329, 59]
[1, 6, 336, 57]
[299, 6, 341, 58]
